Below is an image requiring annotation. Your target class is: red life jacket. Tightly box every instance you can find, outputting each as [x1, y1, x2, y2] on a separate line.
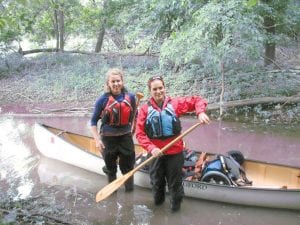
[101, 94, 133, 126]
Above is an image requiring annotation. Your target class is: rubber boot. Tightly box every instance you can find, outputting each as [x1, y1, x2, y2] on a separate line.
[154, 194, 165, 206]
[124, 177, 134, 192]
[108, 174, 116, 183]
[102, 166, 109, 175]
[170, 198, 182, 213]
[153, 185, 166, 205]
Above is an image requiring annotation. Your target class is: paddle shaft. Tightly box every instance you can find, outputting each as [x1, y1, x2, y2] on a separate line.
[95, 122, 201, 202]
[131, 92, 144, 132]
[130, 123, 201, 174]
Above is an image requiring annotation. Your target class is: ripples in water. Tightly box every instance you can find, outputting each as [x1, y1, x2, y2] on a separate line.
[0, 118, 38, 200]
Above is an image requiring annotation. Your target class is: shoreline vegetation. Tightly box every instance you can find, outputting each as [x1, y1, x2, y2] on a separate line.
[0, 52, 300, 125]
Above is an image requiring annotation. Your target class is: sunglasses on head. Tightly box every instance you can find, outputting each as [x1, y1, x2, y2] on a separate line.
[148, 76, 163, 82]
[147, 75, 164, 89]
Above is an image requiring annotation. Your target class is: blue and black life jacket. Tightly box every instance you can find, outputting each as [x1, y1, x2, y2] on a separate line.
[145, 102, 181, 139]
[201, 150, 252, 186]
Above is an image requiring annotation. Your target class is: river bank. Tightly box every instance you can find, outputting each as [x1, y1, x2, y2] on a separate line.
[0, 52, 300, 126]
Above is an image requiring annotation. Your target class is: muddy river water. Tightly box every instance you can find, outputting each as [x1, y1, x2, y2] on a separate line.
[0, 114, 300, 225]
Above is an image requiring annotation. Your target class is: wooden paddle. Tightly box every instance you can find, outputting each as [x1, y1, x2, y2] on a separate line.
[131, 92, 144, 133]
[95, 122, 201, 202]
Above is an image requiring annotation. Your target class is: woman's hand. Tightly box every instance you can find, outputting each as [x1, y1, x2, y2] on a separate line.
[151, 147, 163, 157]
[95, 139, 105, 153]
[91, 126, 105, 154]
[198, 112, 210, 124]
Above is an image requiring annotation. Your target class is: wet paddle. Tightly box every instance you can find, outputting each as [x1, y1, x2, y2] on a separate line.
[95, 122, 201, 202]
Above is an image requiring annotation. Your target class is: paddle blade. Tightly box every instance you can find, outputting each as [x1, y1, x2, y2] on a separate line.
[95, 172, 133, 202]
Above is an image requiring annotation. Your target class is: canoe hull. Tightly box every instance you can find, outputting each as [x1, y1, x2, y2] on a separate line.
[33, 123, 300, 210]
[34, 123, 105, 175]
[183, 180, 300, 210]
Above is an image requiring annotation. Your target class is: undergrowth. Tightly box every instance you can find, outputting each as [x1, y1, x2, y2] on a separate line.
[0, 52, 299, 125]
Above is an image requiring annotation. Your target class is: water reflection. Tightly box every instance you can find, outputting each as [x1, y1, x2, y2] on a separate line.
[133, 205, 153, 225]
[0, 117, 38, 200]
[38, 156, 155, 224]
[38, 156, 104, 193]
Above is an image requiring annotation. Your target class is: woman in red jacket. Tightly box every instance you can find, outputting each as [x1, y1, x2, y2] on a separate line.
[135, 75, 210, 212]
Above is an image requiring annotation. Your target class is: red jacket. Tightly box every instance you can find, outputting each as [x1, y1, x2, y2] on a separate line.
[136, 96, 207, 155]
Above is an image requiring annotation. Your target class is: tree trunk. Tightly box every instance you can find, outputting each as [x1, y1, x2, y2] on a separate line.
[95, 24, 105, 53]
[108, 29, 126, 50]
[58, 9, 64, 52]
[219, 61, 225, 116]
[54, 9, 59, 50]
[264, 16, 276, 66]
[94, 0, 108, 53]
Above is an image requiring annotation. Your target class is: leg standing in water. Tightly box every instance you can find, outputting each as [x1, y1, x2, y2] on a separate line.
[135, 75, 210, 212]
[90, 68, 137, 192]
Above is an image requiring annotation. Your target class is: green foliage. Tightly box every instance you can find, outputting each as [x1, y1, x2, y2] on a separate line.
[280, 0, 300, 40]
[79, 6, 102, 34]
[246, 0, 258, 7]
[160, 0, 264, 74]
[0, 0, 299, 88]
[0, 18, 5, 29]
[0, 0, 87, 47]
[146, 0, 201, 36]
[254, 0, 300, 42]
[0, 0, 45, 45]
[1, 0, 298, 59]
[28, 0, 83, 44]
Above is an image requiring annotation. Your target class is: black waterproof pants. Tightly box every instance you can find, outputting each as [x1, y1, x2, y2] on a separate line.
[102, 133, 135, 190]
[149, 152, 184, 205]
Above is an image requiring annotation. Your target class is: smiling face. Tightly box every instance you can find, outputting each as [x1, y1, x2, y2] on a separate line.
[107, 74, 124, 95]
[149, 79, 166, 105]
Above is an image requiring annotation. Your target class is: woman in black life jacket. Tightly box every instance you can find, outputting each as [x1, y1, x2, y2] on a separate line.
[90, 68, 136, 192]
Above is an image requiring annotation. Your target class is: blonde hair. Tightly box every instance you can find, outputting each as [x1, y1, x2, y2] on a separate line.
[104, 68, 125, 93]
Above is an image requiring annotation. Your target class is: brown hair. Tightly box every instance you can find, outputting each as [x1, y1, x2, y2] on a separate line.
[147, 75, 164, 89]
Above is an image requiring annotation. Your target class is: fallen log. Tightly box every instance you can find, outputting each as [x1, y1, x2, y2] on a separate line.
[207, 95, 300, 111]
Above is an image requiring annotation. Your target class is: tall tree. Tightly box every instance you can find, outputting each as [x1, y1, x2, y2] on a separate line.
[263, 12, 275, 66]
[258, 0, 294, 66]
[58, 5, 64, 51]
[95, 22, 105, 53]
[94, 0, 107, 53]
